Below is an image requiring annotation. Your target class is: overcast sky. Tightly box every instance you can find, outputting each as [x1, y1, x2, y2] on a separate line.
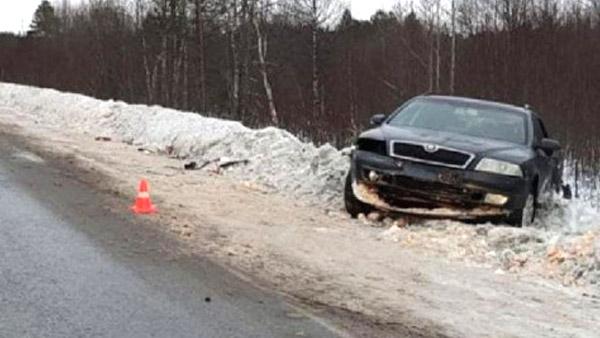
[0, 0, 398, 34]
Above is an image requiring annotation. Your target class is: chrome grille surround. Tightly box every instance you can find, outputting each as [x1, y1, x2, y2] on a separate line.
[388, 140, 475, 169]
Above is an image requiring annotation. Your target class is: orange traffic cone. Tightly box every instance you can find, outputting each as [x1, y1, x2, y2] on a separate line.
[131, 179, 157, 214]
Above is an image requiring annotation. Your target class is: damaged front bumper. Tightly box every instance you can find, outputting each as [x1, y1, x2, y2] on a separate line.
[351, 150, 530, 220]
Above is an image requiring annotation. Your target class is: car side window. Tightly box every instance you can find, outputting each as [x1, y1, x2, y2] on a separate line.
[538, 119, 549, 138]
[532, 117, 547, 141]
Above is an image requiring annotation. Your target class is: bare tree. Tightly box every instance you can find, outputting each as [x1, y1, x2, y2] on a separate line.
[286, 0, 342, 118]
[254, 0, 279, 125]
[192, 0, 208, 112]
[419, 0, 441, 92]
[435, 0, 441, 92]
[226, 0, 256, 120]
[450, 0, 457, 94]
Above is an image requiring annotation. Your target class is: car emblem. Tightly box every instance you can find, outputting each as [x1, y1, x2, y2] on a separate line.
[423, 144, 439, 153]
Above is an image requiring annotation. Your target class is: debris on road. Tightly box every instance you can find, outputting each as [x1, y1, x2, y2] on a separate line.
[137, 147, 153, 154]
[184, 161, 199, 170]
[217, 157, 249, 170]
[372, 216, 600, 286]
[366, 211, 384, 223]
[183, 157, 249, 174]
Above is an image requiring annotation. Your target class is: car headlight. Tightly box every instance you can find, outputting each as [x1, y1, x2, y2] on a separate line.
[356, 138, 386, 156]
[475, 158, 523, 177]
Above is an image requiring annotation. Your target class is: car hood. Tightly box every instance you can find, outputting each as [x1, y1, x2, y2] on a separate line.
[361, 125, 533, 164]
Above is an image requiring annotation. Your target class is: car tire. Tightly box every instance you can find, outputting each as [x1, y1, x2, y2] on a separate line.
[506, 193, 536, 227]
[344, 172, 373, 218]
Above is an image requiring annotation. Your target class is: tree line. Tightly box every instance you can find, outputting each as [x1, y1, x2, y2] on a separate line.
[1, 0, 600, 161]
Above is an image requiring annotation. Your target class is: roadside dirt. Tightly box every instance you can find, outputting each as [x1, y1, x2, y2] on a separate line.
[1, 111, 599, 337]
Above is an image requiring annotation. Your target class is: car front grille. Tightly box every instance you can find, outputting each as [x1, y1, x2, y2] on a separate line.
[390, 141, 474, 168]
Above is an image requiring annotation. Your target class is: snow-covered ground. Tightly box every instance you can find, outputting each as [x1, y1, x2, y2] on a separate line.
[1, 82, 600, 336]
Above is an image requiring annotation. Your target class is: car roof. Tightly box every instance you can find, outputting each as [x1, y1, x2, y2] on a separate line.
[420, 95, 533, 117]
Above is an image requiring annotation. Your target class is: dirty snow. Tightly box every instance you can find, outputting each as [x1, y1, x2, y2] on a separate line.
[11, 150, 45, 164]
[373, 218, 600, 287]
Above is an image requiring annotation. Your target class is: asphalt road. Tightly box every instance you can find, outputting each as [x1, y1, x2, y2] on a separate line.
[0, 134, 342, 338]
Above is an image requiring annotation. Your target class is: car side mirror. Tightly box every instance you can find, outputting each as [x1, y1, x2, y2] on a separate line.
[369, 114, 386, 126]
[536, 138, 561, 154]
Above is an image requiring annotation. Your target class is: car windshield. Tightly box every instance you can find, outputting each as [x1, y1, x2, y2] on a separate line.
[387, 99, 528, 144]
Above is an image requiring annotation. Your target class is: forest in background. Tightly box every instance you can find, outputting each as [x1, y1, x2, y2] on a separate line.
[1, 0, 600, 175]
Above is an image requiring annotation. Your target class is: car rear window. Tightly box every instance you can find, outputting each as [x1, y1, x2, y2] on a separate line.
[388, 99, 528, 144]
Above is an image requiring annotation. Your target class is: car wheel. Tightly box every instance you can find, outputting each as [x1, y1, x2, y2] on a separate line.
[506, 193, 536, 227]
[344, 172, 373, 218]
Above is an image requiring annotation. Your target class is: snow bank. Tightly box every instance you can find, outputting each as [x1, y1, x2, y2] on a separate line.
[0, 83, 349, 205]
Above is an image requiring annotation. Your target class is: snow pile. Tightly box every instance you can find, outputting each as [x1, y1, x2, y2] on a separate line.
[0, 83, 349, 204]
[535, 194, 600, 233]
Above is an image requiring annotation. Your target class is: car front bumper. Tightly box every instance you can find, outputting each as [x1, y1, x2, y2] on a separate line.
[351, 150, 530, 219]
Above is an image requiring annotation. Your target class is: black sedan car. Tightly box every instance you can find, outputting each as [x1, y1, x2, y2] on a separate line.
[345, 96, 564, 227]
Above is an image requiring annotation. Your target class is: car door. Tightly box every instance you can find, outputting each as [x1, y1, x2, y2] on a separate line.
[532, 115, 554, 193]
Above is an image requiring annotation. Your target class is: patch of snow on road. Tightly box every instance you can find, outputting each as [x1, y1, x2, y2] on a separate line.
[11, 150, 45, 164]
[378, 224, 404, 242]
